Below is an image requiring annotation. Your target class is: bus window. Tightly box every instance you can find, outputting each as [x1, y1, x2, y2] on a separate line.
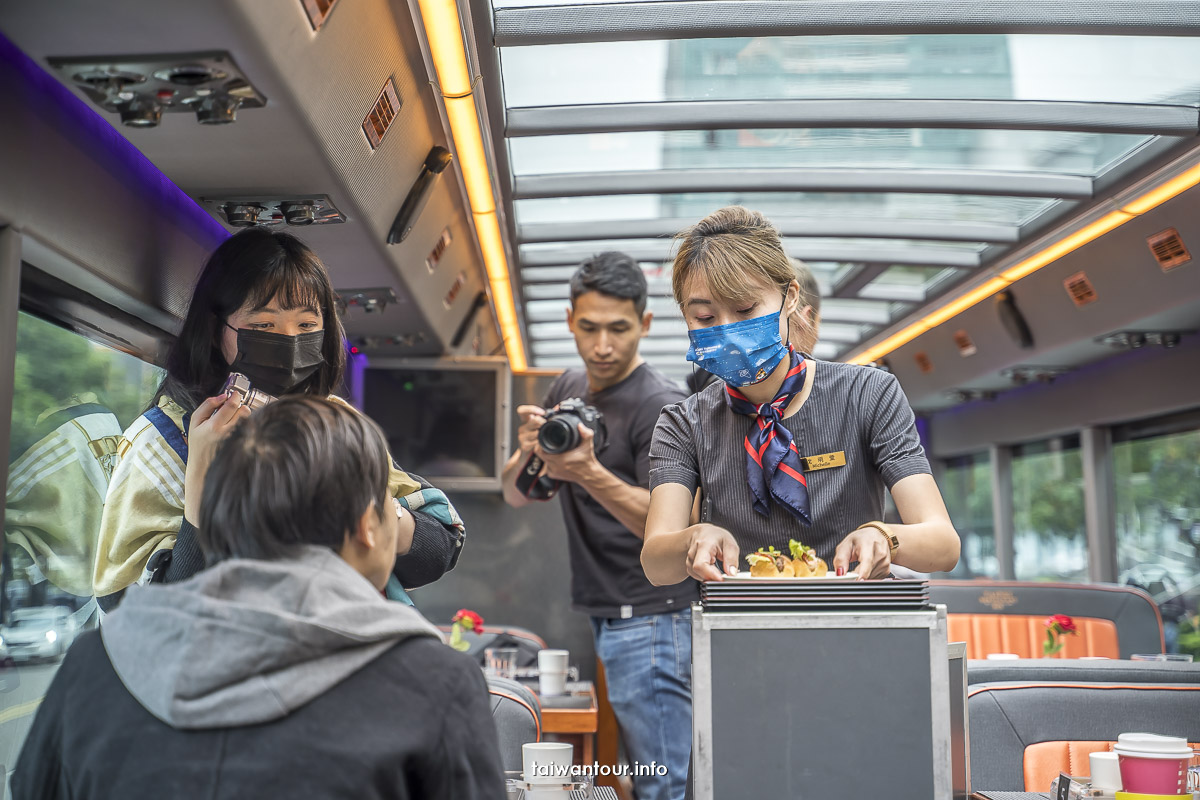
[1012, 434, 1087, 582]
[1114, 419, 1200, 657]
[3, 311, 162, 763]
[939, 452, 998, 579]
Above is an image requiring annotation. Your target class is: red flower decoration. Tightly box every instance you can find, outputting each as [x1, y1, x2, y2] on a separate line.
[452, 609, 485, 634]
[1042, 614, 1078, 657]
[1044, 614, 1077, 634]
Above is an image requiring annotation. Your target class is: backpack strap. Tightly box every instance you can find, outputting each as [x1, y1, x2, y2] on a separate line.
[143, 406, 188, 464]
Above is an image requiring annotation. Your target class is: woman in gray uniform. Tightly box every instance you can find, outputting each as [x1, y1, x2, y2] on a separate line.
[641, 206, 960, 584]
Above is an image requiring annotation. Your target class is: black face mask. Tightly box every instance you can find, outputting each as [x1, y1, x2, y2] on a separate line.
[225, 323, 325, 396]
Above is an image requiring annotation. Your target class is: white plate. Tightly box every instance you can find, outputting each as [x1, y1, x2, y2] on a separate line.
[728, 571, 859, 581]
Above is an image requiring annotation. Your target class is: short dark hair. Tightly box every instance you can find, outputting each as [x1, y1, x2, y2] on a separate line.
[197, 396, 390, 563]
[569, 251, 648, 315]
[154, 228, 347, 414]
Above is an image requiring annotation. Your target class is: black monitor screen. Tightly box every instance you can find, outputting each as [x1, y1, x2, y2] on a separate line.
[362, 367, 498, 481]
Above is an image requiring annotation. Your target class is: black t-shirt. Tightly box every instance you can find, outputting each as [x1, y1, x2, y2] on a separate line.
[543, 364, 697, 618]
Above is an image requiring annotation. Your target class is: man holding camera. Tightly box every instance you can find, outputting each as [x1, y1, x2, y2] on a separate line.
[502, 252, 693, 800]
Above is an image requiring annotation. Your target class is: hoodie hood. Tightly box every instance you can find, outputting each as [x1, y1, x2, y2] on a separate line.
[101, 546, 442, 730]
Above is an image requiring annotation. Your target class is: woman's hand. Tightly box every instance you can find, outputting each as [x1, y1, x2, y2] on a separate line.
[684, 524, 741, 582]
[833, 526, 892, 580]
[183, 392, 252, 525]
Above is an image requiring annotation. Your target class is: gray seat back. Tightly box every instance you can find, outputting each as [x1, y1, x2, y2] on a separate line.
[968, 658, 1200, 686]
[968, 681, 1200, 790]
[487, 676, 541, 772]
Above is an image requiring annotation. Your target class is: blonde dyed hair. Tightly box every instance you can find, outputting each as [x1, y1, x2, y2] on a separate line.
[672, 207, 797, 308]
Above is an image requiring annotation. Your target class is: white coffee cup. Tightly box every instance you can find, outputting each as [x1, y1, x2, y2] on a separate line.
[539, 669, 567, 697]
[1089, 751, 1122, 791]
[538, 649, 569, 672]
[523, 741, 573, 784]
[986, 653, 1020, 660]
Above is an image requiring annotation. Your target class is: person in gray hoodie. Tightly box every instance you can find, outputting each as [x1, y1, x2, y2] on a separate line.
[13, 395, 506, 799]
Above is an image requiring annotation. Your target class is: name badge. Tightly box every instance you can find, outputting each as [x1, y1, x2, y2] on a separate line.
[801, 451, 846, 471]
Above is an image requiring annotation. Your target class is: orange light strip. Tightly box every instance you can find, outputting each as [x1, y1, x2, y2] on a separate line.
[416, 0, 526, 372]
[847, 166, 1200, 366]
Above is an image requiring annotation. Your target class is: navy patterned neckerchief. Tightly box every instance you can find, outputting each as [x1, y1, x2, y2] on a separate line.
[723, 347, 812, 525]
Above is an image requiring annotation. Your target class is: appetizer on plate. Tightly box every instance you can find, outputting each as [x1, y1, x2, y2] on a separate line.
[789, 539, 828, 578]
[745, 546, 794, 578]
[742, 539, 829, 578]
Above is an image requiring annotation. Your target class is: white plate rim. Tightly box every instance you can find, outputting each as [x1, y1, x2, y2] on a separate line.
[725, 571, 860, 581]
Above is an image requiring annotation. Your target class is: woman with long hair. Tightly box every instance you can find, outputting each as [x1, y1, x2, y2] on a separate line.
[94, 228, 464, 600]
[641, 207, 959, 584]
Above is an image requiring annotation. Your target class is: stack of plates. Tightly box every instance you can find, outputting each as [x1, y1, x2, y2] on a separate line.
[701, 575, 930, 612]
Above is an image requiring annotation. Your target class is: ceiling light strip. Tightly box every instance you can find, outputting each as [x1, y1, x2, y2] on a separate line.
[416, 0, 526, 372]
[846, 162, 1200, 365]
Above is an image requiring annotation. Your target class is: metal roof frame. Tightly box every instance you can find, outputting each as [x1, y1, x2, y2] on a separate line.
[494, 1, 1200, 46]
[506, 99, 1200, 137]
[520, 239, 983, 267]
[518, 217, 1022, 244]
[513, 168, 1094, 200]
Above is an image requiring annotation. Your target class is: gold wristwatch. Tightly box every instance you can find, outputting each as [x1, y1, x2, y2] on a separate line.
[858, 521, 899, 554]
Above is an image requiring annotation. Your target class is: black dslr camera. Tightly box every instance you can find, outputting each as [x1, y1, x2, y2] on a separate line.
[516, 398, 607, 501]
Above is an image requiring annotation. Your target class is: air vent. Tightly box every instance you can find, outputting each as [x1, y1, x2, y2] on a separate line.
[363, 78, 401, 149]
[48, 52, 266, 128]
[953, 329, 976, 358]
[1063, 271, 1098, 307]
[301, 0, 340, 30]
[334, 287, 397, 316]
[914, 351, 933, 374]
[443, 271, 469, 309]
[1146, 228, 1191, 272]
[201, 194, 345, 227]
[426, 228, 453, 273]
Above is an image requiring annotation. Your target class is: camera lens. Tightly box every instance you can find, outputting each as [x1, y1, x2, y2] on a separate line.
[539, 416, 579, 454]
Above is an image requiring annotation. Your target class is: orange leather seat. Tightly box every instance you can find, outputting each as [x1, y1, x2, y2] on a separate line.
[929, 581, 1164, 659]
[1024, 738, 1200, 791]
[968, 681, 1200, 790]
[948, 614, 1119, 659]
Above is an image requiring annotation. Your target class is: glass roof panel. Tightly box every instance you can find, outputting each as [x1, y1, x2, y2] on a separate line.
[515, 193, 1059, 226]
[857, 265, 962, 301]
[500, 35, 1200, 107]
[509, 129, 1149, 178]
[518, 237, 986, 268]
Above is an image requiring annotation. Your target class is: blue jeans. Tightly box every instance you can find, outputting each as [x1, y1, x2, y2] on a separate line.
[590, 609, 692, 800]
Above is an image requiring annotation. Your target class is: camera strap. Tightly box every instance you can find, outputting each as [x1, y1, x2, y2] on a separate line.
[515, 452, 561, 501]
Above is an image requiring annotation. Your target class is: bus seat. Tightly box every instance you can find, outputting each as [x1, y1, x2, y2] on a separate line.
[1023, 739, 1200, 792]
[967, 657, 1200, 686]
[487, 676, 542, 772]
[928, 581, 1164, 659]
[437, 624, 547, 667]
[967, 681, 1200, 791]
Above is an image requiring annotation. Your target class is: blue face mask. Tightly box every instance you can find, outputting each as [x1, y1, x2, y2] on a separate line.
[686, 308, 788, 387]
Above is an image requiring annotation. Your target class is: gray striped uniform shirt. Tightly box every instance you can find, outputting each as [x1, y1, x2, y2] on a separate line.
[648, 360, 930, 562]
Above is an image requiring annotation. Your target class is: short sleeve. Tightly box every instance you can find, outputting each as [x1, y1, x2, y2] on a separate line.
[865, 372, 931, 488]
[540, 372, 567, 411]
[648, 400, 700, 493]
[630, 386, 688, 488]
